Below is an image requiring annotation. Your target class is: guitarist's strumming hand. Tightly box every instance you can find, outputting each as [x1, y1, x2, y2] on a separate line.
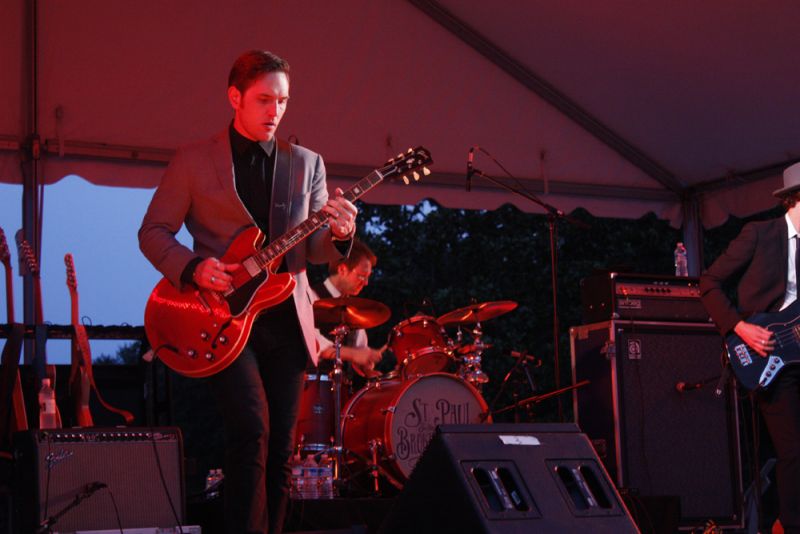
[734, 320, 775, 357]
[193, 257, 238, 292]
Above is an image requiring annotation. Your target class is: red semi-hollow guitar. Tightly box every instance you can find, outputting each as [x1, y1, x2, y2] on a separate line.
[145, 147, 432, 378]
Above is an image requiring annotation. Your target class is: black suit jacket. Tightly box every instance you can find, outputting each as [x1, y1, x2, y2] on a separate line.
[700, 216, 789, 335]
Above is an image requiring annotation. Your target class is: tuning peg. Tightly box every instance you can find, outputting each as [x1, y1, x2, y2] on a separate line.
[423, 167, 431, 176]
[406, 148, 413, 154]
[402, 175, 410, 185]
[412, 171, 420, 181]
[396, 152, 403, 159]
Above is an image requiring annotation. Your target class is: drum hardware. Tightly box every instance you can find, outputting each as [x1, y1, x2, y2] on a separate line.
[438, 300, 519, 388]
[485, 379, 590, 421]
[485, 350, 542, 423]
[309, 296, 392, 488]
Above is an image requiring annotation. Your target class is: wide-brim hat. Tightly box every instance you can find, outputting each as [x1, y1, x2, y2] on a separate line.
[773, 162, 800, 197]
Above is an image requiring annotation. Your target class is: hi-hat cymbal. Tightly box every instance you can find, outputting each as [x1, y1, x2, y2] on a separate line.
[438, 300, 518, 325]
[313, 296, 391, 329]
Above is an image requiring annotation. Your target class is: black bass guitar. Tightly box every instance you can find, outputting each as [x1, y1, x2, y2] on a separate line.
[725, 299, 800, 391]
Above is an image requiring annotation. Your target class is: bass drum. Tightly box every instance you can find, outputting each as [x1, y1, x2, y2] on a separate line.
[342, 373, 489, 482]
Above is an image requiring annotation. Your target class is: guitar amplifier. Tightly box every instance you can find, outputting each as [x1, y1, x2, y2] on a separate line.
[580, 272, 710, 323]
[13, 427, 184, 532]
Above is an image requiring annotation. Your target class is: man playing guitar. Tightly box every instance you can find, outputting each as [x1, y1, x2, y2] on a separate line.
[700, 162, 800, 534]
[139, 50, 356, 534]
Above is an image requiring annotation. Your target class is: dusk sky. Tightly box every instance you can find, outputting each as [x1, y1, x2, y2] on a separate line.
[1, 177, 191, 363]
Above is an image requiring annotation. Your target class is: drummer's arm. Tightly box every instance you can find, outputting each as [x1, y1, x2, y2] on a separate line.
[319, 345, 383, 366]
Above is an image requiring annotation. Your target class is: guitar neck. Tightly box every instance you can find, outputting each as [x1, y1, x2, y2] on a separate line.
[33, 277, 44, 325]
[255, 169, 385, 267]
[2, 263, 12, 324]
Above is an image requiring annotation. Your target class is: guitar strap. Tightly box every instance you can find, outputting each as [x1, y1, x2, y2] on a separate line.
[73, 325, 135, 425]
[270, 139, 294, 242]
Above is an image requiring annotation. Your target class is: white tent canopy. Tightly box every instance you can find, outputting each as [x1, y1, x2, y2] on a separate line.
[3, 0, 800, 229]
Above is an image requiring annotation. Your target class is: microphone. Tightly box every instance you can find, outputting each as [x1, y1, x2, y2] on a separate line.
[510, 350, 542, 366]
[675, 381, 703, 392]
[466, 147, 475, 192]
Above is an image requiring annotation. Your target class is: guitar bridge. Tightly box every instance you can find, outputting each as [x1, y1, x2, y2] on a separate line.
[758, 356, 785, 388]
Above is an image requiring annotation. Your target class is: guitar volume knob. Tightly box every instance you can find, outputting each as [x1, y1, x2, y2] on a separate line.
[187, 349, 197, 358]
[205, 352, 215, 361]
[218, 335, 228, 345]
[200, 331, 210, 341]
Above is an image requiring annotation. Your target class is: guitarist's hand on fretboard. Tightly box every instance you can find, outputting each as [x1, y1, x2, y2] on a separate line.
[734, 320, 775, 357]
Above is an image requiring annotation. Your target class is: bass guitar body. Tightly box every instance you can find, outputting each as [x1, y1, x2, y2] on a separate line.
[726, 299, 800, 391]
[145, 227, 295, 377]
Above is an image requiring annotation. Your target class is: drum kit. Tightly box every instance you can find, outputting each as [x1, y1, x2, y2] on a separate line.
[294, 295, 520, 495]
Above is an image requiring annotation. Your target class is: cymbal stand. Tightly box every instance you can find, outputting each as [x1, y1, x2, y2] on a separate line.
[459, 321, 489, 387]
[329, 323, 348, 481]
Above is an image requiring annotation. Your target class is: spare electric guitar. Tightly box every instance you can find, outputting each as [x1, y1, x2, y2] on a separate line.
[17, 237, 62, 428]
[145, 147, 432, 377]
[0, 227, 28, 448]
[65, 253, 134, 425]
[725, 298, 800, 391]
[65, 253, 93, 426]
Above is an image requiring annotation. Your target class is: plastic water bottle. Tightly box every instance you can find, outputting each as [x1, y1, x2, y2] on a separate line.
[290, 453, 304, 499]
[318, 454, 334, 499]
[302, 454, 319, 499]
[205, 468, 223, 499]
[674, 242, 688, 277]
[38, 378, 57, 429]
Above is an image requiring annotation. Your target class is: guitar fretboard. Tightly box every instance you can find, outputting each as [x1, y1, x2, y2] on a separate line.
[252, 169, 385, 269]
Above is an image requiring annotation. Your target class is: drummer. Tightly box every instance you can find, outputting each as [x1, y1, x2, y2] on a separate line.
[310, 239, 385, 380]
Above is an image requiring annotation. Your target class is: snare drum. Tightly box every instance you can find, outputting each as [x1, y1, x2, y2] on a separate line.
[389, 316, 451, 376]
[342, 373, 489, 481]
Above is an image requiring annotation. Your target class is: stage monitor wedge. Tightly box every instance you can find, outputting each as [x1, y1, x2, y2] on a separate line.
[380, 423, 639, 534]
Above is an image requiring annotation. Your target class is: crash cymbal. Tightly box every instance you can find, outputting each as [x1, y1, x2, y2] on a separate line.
[438, 300, 518, 325]
[313, 296, 391, 329]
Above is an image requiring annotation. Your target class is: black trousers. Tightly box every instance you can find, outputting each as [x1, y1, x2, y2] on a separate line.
[209, 299, 308, 534]
[758, 367, 800, 533]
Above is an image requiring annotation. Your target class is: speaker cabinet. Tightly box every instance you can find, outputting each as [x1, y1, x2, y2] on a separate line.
[380, 423, 638, 533]
[570, 320, 744, 529]
[13, 427, 184, 532]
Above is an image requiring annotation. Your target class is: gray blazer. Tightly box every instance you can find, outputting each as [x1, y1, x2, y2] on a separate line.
[139, 128, 347, 364]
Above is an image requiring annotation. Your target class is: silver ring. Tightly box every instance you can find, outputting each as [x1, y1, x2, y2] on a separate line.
[211, 276, 216, 283]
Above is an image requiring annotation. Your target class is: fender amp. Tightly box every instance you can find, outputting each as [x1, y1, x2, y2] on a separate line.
[13, 427, 184, 533]
[580, 272, 710, 323]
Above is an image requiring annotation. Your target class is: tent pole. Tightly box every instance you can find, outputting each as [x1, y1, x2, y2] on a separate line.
[21, 0, 41, 365]
[681, 194, 703, 276]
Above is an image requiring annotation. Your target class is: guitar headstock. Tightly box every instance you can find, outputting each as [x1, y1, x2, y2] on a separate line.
[379, 146, 433, 185]
[65, 253, 77, 291]
[17, 238, 39, 277]
[0, 227, 10, 271]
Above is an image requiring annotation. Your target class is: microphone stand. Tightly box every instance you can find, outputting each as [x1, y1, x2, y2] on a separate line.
[468, 164, 588, 422]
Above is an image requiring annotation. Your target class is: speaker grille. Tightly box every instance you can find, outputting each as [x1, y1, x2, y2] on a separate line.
[572, 321, 743, 529]
[14, 427, 184, 532]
